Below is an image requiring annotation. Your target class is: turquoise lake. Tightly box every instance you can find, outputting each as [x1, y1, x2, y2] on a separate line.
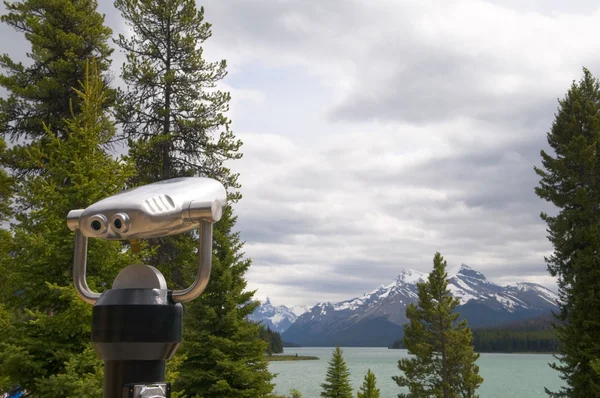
[268, 347, 562, 398]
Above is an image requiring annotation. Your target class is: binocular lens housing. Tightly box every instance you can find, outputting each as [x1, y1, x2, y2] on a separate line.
[67, 177, 226, 240]
[111, 213, 131, 233]
[88, 214, 108, 234]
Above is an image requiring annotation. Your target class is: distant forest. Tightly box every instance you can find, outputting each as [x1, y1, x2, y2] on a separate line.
[390, 314, 560, 353]
[259, 326, 284, 354]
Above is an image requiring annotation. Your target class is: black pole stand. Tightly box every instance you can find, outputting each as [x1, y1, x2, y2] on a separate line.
[68, 177, 225, 398]
[91, 265, 182, 398]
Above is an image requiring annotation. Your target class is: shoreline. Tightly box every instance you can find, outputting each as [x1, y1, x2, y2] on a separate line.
[265, 354, 319, 361]
[387, 347, 557, 355]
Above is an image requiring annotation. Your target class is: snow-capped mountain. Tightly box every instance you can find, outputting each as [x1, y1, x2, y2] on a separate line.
[249, 297, 310, 333]
[282, 265, 558, 347]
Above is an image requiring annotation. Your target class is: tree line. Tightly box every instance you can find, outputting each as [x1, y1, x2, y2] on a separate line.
[472, 329, 559, 353]
[259, 326, 284, 355]
[391, 315, 561, 353]
[392, 329, 559, 353]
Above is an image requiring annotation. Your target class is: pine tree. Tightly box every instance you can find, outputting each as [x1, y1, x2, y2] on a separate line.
[357, 369, 380, 398]
[114, 0, 241, 189]
[0, 3, 117, 391]
[0, 138, 13, 220]
[0, 0, 114, 175]
[393, 252, 483, 398]
[0, 137, 14, 307]
[320, 347, 353, 398]
[535, 68, 600, 397]
[0, 62, 136, 397]
[174, 206, 274, 397]
[114, 1, 272, 395]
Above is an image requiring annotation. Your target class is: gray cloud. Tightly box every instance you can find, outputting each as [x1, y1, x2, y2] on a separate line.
[3, 0, 598, 306]
[209, 0, 600, 305]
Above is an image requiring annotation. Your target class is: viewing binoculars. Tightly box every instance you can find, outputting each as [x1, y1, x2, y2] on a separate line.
[67, 177, 227, 398]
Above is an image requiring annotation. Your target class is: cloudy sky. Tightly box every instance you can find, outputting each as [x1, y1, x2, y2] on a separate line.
[3, 0, 600, 306]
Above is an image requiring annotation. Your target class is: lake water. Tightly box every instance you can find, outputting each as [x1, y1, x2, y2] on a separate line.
[269, 347, 563, 398]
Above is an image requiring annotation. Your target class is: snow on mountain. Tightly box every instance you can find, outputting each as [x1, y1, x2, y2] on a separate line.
[446, 265, 559, 311]
[397, 268, 428, 284]
[288, 304, 312, 317]
[295, 264, 557, 318]
[282, 264, 559, 346]
[507, 281, 559, 308]
[249, 297, 309, 333]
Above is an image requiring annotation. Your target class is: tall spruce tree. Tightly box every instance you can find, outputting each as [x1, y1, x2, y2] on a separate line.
[0, 62, 136, 397]
[0, 1, 124, 395]
[0, 0, 114, 175]
[320, 347, 353, 398]
[535, 68, 600, 397]
[0, 137, 13, 394]
[357, 369, 380, 398]
[114, 0, 241, 189]
[175, 206, 273, 397]
[0, 137, 14, 305]
[394, 252, 482, 398]
[0, 138, 13, 220]
[114, 1, 273, 395]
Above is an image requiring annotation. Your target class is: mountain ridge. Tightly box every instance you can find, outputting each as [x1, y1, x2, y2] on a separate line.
[249, 297, 310, 333]
[279, 264, 558, 347]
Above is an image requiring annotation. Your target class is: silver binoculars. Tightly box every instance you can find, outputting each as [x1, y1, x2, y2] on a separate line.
[67, 177, 228, 305]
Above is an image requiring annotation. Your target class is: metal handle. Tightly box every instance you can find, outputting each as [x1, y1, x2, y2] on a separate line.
[73, 229, 101, 305]
[170, 220, 213, 303]
[72, 218, 213, 305]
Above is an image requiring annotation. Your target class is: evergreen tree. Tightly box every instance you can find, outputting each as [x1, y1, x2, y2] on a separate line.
[0, 2, 117, 392]
[0, 0, 114, 175]
[259, 325, 284, 355]
[357, 369, 380, 398]
[174, 206, 274, 397]
[114, 0, 241, 189]
[393, 252, 483, 398]
[114, 0, 272, 395]
[0, 137, 14, 306]
[0, 138, 13, 219]
[0, 62, 136, 397]
[320, 347, 353, 398]
[535, 68, 600, 397]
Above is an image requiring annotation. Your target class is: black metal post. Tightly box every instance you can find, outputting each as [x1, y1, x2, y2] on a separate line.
[91, 289, 182, 398]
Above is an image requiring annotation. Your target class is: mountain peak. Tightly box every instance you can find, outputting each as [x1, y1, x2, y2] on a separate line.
[396, 269, 427, 284]
[249, 298, 305, 334]
[447, 263, 474, 276]
[449, 264, 487, 282]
